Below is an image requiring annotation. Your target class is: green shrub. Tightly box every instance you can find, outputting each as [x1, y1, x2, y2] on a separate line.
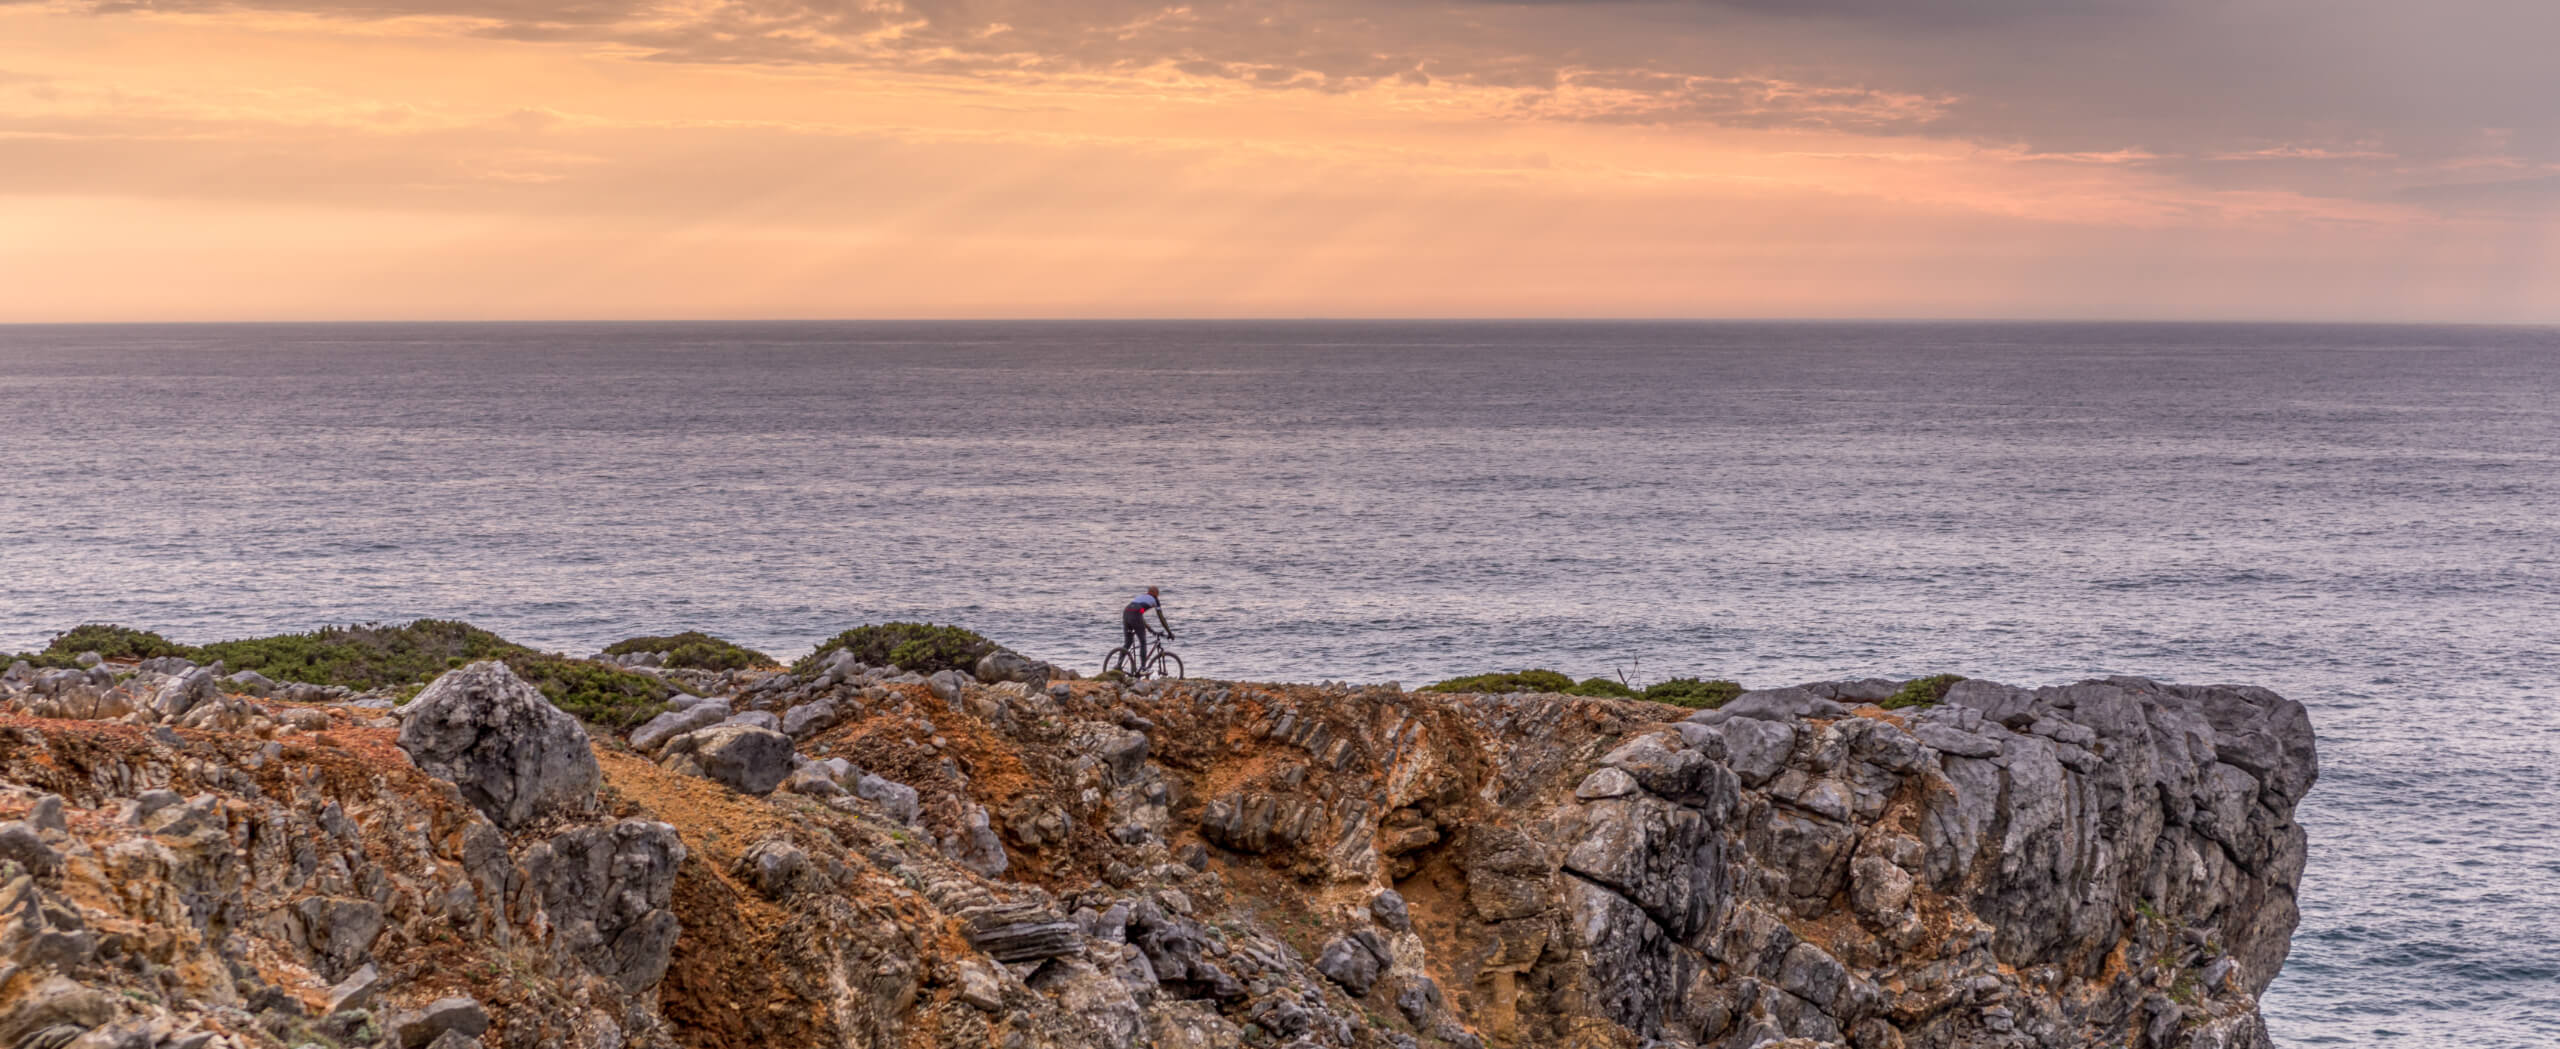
[25, 618, 669, 728]
[1882, 673, 1965, 710]
[1422, 669, 1576, 694]
[33, 624, 194, 666]
[507, 655, 669, 729]
[604, 632, 776, 671]
[793, 623, 999, 676]
[197, 619, 526, 690]
[1642, 677, 1746, 709]
[1566, 677, 1637, 698]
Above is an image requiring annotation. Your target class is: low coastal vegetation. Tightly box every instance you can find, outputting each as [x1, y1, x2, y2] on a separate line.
[17, 617, 1944, 729]
[24, 624, 193, 665]
[18, 619, 671, 729]
[604, 631, 777, 671]
[1423, 669, 1747, 708]
[1883, 673, 1965, 710]
[792, 622, 997, 676]
[1423, 669, 1577, 694]
[1639, 677, 1747, 709]
[195, 619, 524, 686]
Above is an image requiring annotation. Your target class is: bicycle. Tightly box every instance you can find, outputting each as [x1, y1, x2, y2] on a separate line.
[1103, 627, 1185, 681]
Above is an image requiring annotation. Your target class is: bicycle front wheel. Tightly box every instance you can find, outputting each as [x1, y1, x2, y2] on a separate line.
[1152, 651, 1184, 680]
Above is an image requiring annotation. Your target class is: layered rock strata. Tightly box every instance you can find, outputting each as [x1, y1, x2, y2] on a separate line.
[0, 651, 2313, 1049]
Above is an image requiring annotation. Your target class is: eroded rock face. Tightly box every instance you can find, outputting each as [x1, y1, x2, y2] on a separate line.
[396, 660, 601, 829]
[0, 715, 680, 1049]
[1516, 677, 2316, 1049]
[521, 820, 687, 993]
[0, 654, 2314, 1049]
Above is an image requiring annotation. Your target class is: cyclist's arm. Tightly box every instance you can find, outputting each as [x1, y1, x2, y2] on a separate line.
[1153, 608, 1173, 637]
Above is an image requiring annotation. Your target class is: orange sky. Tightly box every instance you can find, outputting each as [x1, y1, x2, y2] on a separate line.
[4, 0, 2557, 321]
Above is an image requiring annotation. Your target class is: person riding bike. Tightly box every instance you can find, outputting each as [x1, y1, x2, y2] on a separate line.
[1123, 587, 1173, 660]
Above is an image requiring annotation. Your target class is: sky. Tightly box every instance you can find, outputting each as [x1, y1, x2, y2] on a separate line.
[4, 0, 2558, 321]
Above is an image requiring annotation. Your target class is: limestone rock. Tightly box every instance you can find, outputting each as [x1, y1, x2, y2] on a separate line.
[520, 820, 685, 992]
[663, 724, 793, 795]
[1370, 889, 1411, 932]
[387, 997, 489, 1049]
[853, 774, 921, 825]
[1722, 687, 1849, 723]
[965, 904, 1081, 962]
[224, 669, 276, 697]
[1315, 929, 1392, 996]
[150, 666, 220, 720]
[325, 963, 381, 1015]
[974, 649, 1052, 685]
[395, 661, 600, 829]
[780, 699, 843, 739]
[0, 821, 60, 877]
[629, 700, 728, 752]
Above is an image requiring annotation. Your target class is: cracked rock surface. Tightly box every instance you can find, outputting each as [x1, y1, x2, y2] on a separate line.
[0, 653, 2312, 1049]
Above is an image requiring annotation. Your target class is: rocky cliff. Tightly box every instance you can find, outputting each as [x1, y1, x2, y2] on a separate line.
[0, 652, 2315, 1049]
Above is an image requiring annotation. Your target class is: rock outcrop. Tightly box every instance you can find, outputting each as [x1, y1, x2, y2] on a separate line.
[0, 643, 2315, 1049]
[395, 660, 601, 829]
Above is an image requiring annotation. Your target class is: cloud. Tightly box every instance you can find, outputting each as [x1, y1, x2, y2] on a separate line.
[2397, 173, 2560, 214]
[19, 0, 2560, 212]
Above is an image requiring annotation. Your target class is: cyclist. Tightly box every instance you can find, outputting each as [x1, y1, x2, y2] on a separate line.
[1123, 587, 1173, 661]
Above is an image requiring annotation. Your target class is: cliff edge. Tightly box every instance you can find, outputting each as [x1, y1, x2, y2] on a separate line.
[0, 655, 2315, 1049]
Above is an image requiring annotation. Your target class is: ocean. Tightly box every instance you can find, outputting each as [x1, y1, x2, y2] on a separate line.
[2, 320, 2554, 1044]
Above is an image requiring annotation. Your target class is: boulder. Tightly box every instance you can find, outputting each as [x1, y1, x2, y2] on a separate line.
[629, 700, 729, 752]
[395, 661, 601, 829]
[295, 896, 386, 980]
[225, 669, 277, 697]
[280, 682, 337, 704]
[718, 710, 782, 733]
[739, 839, 807, 899]
[325, 963, 382, 1015]
[1315, 929, 1393, 996]
[1721, 687, 1849, 723]
[782, 763, 847, 797]
[151, 666, 220, 720]
[948, 804, 1008, 876]
[135, 655, 195, 675]
[928, 670, 969, 704]
[780, 699, 843, 739]
[387, 997, 489, 1049]
[0, 821, 61, 877]
[1068, 721, 1151, 783]
[853, 774, 921, 825]
[974, 649, 1053, 685]
[665, 725, 794, 795]
[1370, 889, 1412, 932]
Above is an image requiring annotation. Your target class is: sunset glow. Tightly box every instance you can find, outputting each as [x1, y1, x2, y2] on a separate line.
[6, 0, 2558, 320]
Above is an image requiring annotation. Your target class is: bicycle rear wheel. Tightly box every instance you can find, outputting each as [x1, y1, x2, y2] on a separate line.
[1102, 647, 1134, 677]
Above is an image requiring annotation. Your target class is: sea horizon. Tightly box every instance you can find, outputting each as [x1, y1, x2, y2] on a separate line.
[8, 319, 2557, 1044]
